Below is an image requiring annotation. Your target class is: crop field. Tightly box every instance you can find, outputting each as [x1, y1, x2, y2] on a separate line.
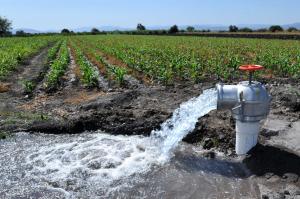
[0, 36, 60, 79]
[76, 35, 300, 83]
[0, 35, 300, 91]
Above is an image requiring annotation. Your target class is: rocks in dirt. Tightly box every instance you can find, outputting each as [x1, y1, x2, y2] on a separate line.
[261, 194, 269, 199]
[202, 151, 216, 159]
[267, 83, 300, 113]
[203, 138, 214, 150]
[183, 110, 235, 154]
[282, 173, 299, 183]
[281, 94, 300, 112]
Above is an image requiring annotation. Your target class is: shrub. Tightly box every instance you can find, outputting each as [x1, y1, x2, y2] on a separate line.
[137, 23, 146, 31]
[239, 27, 253, 32]
[186, 26, 195, 32]
[169, 25, 179, 34]
[287, 27, 298, 32]
[269, 25, 284, 32]
[229, 25, 239, 32]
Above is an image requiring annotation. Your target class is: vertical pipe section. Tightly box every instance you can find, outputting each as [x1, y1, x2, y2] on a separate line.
[235, 121, 260, 155]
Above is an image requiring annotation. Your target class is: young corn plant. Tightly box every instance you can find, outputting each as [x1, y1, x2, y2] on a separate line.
[73, 48, 98, 87]
[44, 41, 70, 91]
[109, 65, 127, 85]
[47, 41, 62, 63]
[22, 80, 35, 94]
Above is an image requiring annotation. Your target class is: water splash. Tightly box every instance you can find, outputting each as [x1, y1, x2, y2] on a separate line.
[151, 88, 217, 159]
[22, 88, 217, 197]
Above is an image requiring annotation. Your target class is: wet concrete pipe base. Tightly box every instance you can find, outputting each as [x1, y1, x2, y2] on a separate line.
[0, 49, 299, 198]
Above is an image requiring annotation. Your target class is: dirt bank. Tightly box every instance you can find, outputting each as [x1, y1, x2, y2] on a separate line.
[0, 48, 299, 199]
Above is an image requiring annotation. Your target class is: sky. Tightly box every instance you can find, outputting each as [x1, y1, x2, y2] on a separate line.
[0, 0, 299, 30]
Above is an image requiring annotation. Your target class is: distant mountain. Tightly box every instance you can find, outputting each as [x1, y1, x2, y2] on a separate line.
[283, 23, 300, 29]
[13, 22, 300, 33]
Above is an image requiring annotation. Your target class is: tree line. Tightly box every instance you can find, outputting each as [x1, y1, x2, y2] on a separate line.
[0, 16, 299, 37]
[42, 24, 300, 36]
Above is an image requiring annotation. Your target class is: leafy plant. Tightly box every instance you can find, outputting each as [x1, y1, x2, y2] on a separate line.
[22, 80, 35, 94]
[45, 40, 70, 90]
[70, 42, 98, 87]
[109, 66, 127, 85]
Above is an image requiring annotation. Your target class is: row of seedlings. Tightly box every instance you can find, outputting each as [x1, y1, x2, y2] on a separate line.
[22, 41, 62, 94]
[73, 39, 127, 86]
[69, 41, 99, 88]
[44, 40, 70, 92]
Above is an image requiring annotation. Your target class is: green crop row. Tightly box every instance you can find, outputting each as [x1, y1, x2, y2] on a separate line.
[0, 36, 60, 79]
[70, 41, 98, 87]
[108, 65, 127, 85]
[73, 35, 300, 84]
[47, 40, 62, 63]
[72, 39, 127, 85]
[44, 40, 70, 90]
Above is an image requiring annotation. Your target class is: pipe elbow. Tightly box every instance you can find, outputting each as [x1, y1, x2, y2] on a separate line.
[216, 83, 238, 110]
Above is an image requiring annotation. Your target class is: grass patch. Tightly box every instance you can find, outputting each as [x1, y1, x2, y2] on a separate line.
[1, 111, 49, 125]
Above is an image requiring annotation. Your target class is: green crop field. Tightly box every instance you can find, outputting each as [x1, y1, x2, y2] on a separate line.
[0, 36, 60, 79]
[72, 35, 300, 84]
[1, 35, 300, 88]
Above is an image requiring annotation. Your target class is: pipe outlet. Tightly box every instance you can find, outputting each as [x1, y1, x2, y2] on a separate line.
[215, 65, 271, 155]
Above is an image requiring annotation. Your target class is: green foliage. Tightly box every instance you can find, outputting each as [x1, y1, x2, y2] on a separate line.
[47, 41, 62, 62]
[229, 25, 239, 32]
[269, 25, 284, 32]
[22, 80, 35, 94]
[169, 25, 179, 34]
[186, 26, 195, 32]
[239, 27, 253, 32]
[15, 30, 28, 37]
[72, 35, 300, 83]
[61, 29, 70, 34]
[71, 42, 98, 87]
[109, 66, 127, 85]
[0, 36, 60, 79]
[137, 23, 146, 31]
[0, 16, 12, 37]
[91, 28, 100, 35]
[45, 40, 70, 90]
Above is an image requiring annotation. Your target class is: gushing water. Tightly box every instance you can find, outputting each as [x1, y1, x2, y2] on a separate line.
[1, 89, 233, 198]
[151, 88, 217, 159]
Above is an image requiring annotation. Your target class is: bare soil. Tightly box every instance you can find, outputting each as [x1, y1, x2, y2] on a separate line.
[0, 49, 299, 199]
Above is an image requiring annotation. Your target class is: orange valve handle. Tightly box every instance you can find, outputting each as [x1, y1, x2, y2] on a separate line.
[239, 65, 264, 71]
[239, 65, 264, 84]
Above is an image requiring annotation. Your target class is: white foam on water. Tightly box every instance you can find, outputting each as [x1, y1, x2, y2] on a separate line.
[25, 88, 217, 197]
[151, 88, 217, 160]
